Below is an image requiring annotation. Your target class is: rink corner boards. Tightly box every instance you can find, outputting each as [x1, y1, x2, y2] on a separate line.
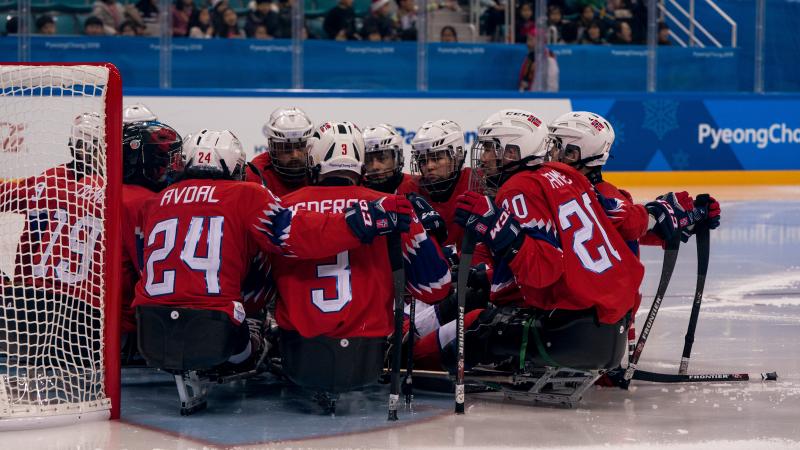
[604, 170, 800, 186]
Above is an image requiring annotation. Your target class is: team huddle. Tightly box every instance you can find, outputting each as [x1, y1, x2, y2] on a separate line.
[2, 103, 723, 408]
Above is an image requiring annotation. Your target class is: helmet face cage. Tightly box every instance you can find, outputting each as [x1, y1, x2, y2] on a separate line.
[364, 137, 404, 184]
[469, 138, 503, 195]
[70, 113, 104, 177]
[469, 137, 525, 195]
[410, 146, 464, 195]
[268, 138, 309, 181]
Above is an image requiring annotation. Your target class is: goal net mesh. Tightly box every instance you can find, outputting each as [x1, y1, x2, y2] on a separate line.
[0, 64, 116, 424]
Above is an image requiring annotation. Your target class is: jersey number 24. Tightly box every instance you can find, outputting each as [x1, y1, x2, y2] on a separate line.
[145, 217, 223, 296]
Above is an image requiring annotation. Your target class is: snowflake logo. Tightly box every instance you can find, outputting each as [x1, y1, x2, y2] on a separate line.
[607, 114, 625, 146]
[642, 100, 679, 141]
[671, 149, 690, 169]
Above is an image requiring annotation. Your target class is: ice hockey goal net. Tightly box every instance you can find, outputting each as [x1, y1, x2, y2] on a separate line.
[0, 63, 121, 429]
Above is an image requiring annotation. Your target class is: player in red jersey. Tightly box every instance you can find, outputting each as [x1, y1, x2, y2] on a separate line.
[120, 121, 183, 339]
[362, 124, 419, 195]
[245, 107, 312, 196]
[414, 109, 645, 371]
[0, 112, 107, 362]
[410, 119, 472, 250]
[0, 113, 106, 296]
[546, 111, 721, 250]
[272, 121, 451, 338]
[546, 111, 722, 373]
[134, 128, 412, 368]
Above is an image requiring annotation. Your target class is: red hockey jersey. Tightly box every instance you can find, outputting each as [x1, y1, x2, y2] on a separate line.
[133, 178, 362, 324]
[422, 168, 472, 250]
[492, 163, 644, 324]
[272, 185, 452, 339]
[1, 166, 105, 303]
[245, 152, 307, 197]
[121, 184, 155, 333]
[396, 173, 421, 195]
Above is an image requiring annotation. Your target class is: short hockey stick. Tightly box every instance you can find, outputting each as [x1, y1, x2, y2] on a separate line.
[622, 234, 681, 386]
[404, 295, 415, 406]
[455, 233, 475, 414]
[679, 196, 713, 374]
[387, 232, 405, 421]
[246, 162, 268, 188]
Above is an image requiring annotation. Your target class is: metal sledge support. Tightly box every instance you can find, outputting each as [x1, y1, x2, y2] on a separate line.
[174, 371, 210, 416]
[497, 367, 602, 408]
[172, 341, 270, 416]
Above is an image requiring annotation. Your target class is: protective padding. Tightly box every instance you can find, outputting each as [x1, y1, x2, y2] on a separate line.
[280, 330, 386, 393]
[487, 308, 628, 371]
[136, 306, 241, 371]
[528, 310, 628, 370]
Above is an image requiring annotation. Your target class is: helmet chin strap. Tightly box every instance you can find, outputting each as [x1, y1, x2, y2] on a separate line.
[364, 169, 403, 194]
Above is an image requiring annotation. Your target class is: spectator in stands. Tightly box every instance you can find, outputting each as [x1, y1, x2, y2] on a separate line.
[658, 21, 671, 45]
[395, 0, 417, 41]
[607, 0, 633, 20]
[440, 25, 457, 42]
[324, 0, 357, 40]
[119, 20, 137, 35]
[481, 0, 505, 42]
[215, 7, 244, 38]
[84, 16, 106, 35]
[546, 5, 566, 44]
[572, 4, 596, 43]
[135, 0, 159, 21]
[210, 0, 231, 33]
[172, 0, 195, 36]
[253, 23, 273, 39]
[245, 0, 277, 38]
[35, 15, 56, 35]
[515, 2, 535, 44]
[579, 20, 605, 44]
[188, 7, 215, 38]
[362, 24, 382, 41]
[92, 0, 145, 35]
[519, 31, 558, 92]
[269, 0, 292, 38]
[609, 20, 633, 45]
[361, 0, 396, 41]
[5, 16, 17, 35]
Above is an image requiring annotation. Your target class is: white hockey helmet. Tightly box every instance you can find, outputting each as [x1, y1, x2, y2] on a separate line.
[183, 129, 247, 180]
[362, 124, 404, 188]
[123, 103, 158, 124]
[471, 109, 548, 193]
[262, 107, 314, 181]
[307, 121, 365, 182]
[70, 112, 104, 175]
[547, 111, 615, 168]
[410, 119, 465, 195]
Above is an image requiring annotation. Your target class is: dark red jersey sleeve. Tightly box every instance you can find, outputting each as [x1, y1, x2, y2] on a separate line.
[594, 181, 650, 242]
[244, 183, 362, 259]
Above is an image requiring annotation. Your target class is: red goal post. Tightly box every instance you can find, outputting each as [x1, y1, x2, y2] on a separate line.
[0, 62, 121, 429]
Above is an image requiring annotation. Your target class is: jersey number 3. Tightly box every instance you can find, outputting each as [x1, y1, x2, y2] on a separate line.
[145, 217, 223, 296]
[311, 251, 352, 313]
[559, 192, 621, 274]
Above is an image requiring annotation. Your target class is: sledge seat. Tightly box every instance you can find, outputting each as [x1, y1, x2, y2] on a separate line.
[280, 329, 386, 393]
[136, 305, 245, 372]
[526, 309, 628, 371]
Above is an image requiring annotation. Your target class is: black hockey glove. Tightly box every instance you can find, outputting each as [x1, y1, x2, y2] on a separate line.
[345, 195, 412, 244]
[646, 191, 699, 243]
[406, 192, 448, 244]
[454, 191, 523, 258]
